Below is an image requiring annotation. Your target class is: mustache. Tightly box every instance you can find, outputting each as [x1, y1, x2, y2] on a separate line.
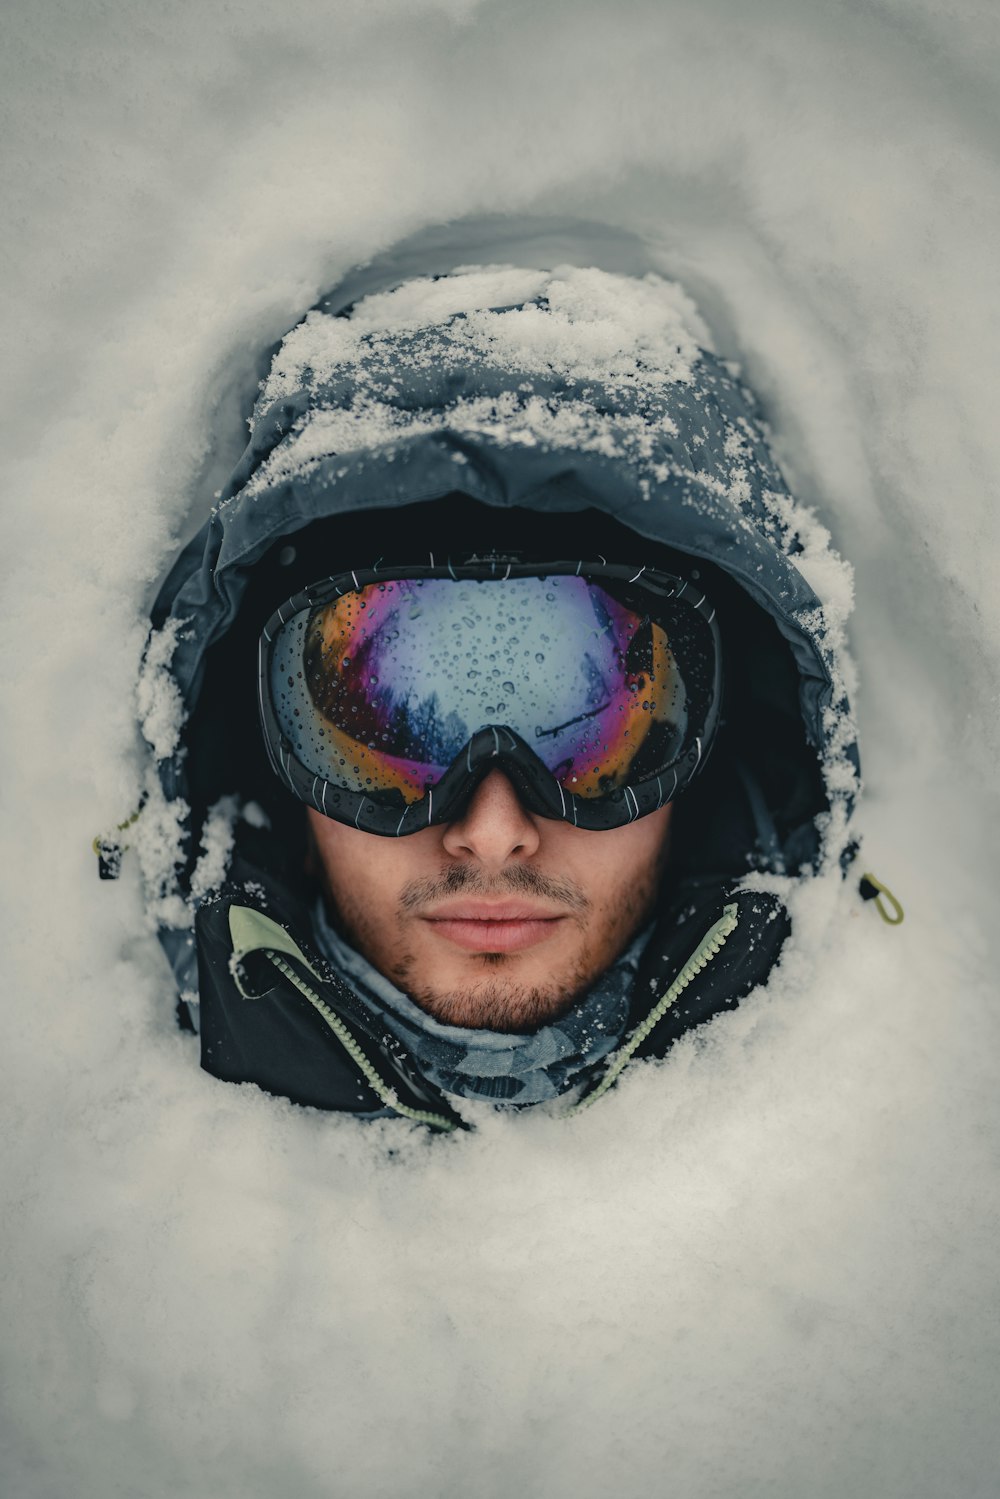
[398, 862, 590, 915]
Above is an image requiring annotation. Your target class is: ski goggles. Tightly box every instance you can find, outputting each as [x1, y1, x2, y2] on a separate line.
[258, 556, 722, 835]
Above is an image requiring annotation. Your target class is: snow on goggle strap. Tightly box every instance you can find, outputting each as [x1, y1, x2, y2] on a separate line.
[258, 556, 722, 836]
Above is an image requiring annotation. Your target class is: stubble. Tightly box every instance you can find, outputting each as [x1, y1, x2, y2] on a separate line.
[339, 861, 661, 1034]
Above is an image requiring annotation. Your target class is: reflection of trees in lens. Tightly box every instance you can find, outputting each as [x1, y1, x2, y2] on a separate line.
[539, 608, 687, 797]
[305, 604, 468, 769]
[304, 610, 389, 746]
[580, 649, 610, 708]
[394, 692, 467, 766]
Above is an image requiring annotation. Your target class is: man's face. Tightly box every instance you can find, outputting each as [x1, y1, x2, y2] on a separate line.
[308, 772, 672, 1033]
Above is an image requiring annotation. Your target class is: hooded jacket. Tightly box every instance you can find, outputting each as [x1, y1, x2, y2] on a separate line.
[136, 260, 859, 1130]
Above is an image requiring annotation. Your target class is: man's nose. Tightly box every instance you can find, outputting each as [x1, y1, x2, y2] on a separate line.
[440, 770, 542, 867]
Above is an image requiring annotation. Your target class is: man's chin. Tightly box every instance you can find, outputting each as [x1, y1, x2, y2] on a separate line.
[406, 974, 583, 1034]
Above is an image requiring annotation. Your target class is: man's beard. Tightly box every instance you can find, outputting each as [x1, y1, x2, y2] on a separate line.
[402, 955, 593, 1033]
[383, 862, 656, 1034]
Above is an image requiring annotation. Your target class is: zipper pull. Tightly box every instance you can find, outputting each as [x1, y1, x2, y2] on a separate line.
[859, 871, 904, 925]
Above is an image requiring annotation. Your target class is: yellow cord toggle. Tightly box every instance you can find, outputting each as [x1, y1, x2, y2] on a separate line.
[860, 871, 904, 925]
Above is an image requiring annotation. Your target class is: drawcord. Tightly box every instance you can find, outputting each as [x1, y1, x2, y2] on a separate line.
[859, 872, 904, 925]
[92, 805, 143, 880]
[569, 902, 740, 1115]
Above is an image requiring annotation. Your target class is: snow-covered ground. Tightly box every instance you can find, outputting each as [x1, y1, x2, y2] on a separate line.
[3, 3, 999, 1495]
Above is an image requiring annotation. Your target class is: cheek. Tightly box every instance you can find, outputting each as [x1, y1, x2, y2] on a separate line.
[327, 846, 397, 915]
[307, 810, 432, 917]
[548, 809, 671, 903]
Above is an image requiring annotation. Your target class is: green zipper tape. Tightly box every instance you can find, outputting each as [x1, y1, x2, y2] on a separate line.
[264, 952, 459, 1132]
[227, 904, 457, 1132]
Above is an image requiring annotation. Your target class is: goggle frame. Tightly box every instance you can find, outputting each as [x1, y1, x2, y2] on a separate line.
[258, 555, 722, 836]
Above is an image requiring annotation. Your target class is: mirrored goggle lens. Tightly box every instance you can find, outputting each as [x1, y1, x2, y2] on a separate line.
[269, 574, 696, 804]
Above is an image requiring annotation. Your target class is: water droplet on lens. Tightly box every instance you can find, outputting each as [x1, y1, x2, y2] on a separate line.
[535, 652, 545, 663]
[503, 681, 514, 694]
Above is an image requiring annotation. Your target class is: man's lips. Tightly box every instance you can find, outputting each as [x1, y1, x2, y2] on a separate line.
[420, 901, 569, 954]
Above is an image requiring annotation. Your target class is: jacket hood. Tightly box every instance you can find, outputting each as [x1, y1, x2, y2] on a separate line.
[139, 262, 859, 991]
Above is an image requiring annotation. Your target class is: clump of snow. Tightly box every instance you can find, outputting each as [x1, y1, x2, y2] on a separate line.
[756, 486, 860, 865]
[132, 770, 191, 930]
[259, 265, 709, 411]
[189, 795, 241, 905]
[764, 490, 856, 647]
[243, 388, 670, 498]
[135, 618, 187, 762]
[241, 799, 269, 830]
[3, 3, 1000, 1497]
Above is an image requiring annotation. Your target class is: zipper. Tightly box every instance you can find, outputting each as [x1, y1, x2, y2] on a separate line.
[568, 901, 740, 1114]
[263, 950, 460, 1133]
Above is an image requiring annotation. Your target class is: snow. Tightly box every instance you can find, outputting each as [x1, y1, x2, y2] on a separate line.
[136, 619, 186, 763]
[2, 2, 999, 1497]
[260, 266, 708, 402]
[188, 796, 242, 907]
[245, 266, 709, 495]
